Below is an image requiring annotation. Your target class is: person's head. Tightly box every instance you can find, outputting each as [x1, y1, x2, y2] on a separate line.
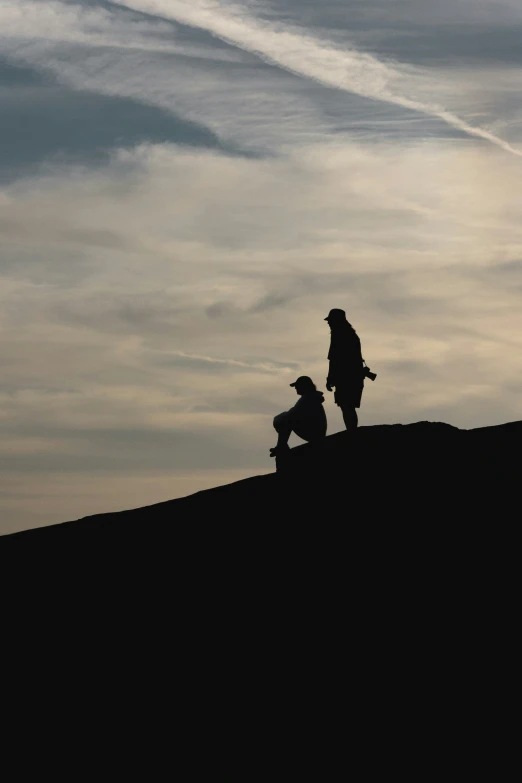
[290, 376, 316, 395]
[324, 308, 347, 327]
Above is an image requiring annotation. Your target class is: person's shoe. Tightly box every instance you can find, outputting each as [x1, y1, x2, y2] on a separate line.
[270, 444, 290, 458]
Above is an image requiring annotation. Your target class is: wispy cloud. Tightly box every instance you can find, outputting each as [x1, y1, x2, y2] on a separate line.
[158, 350, 299, 373]
[114, 0, 522, 156]
[0, 0, 176, 51]
[3, 0, 520, 157]
[0, 0, 324, 154]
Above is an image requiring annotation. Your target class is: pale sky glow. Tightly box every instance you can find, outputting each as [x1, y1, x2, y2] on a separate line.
[1, 0, 522, 532]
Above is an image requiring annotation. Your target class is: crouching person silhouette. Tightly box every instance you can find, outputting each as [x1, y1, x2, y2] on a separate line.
[270, 376, 327, 459]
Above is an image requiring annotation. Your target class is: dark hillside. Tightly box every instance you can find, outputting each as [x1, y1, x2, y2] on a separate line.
[5, 421, 519, 552]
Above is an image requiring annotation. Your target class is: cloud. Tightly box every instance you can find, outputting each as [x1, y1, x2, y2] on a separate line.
[153, 350, 299, 373]
[1, 0, 520, 163]
[2, 141, 522, 465]
[2, 141, 520, 274]
[0, 7, 318, 154]
[0, 71, 232, 181]
[0, 0, 177, 51]
[114, 0, 522, 156]
[249, 291, 296, 313]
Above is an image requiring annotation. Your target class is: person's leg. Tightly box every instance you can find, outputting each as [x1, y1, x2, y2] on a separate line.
[271, 414, 292, 456]
[274, 422, 292, 448]
[341, 406, 358, 432]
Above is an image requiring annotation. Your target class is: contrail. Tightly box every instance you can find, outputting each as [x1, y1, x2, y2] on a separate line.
[113, 0, 522, 157]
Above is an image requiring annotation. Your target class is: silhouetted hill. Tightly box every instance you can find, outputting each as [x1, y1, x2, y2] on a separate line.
[4, 420, 517, 731]
[4, 420, 520, 552]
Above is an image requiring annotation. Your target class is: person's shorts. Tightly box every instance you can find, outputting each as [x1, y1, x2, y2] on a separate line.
[334, 383, 363, 409]
[293, 423, 326, 443]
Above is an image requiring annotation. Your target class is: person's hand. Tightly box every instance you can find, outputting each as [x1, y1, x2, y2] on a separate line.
[326, 381, 333, 392]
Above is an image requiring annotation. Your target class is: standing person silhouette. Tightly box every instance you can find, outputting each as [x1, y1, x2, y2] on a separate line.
[325, 309, 365, 432]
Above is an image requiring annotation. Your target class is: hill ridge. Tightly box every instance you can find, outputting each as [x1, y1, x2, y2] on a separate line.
[4, 418, 521, 541]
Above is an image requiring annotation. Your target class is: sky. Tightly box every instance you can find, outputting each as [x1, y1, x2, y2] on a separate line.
[2, 0, 522, 532]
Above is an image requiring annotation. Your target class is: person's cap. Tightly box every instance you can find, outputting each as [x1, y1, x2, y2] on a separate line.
[290, 375, 315, 389]
[325, 308, 346, 321]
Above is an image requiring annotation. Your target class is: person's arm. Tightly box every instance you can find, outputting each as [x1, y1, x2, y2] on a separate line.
[326, 360, 335, 392]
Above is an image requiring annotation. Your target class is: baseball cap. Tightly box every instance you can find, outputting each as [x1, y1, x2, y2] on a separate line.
[290, 376, 315, 389]
[324, 308, 346, 321]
